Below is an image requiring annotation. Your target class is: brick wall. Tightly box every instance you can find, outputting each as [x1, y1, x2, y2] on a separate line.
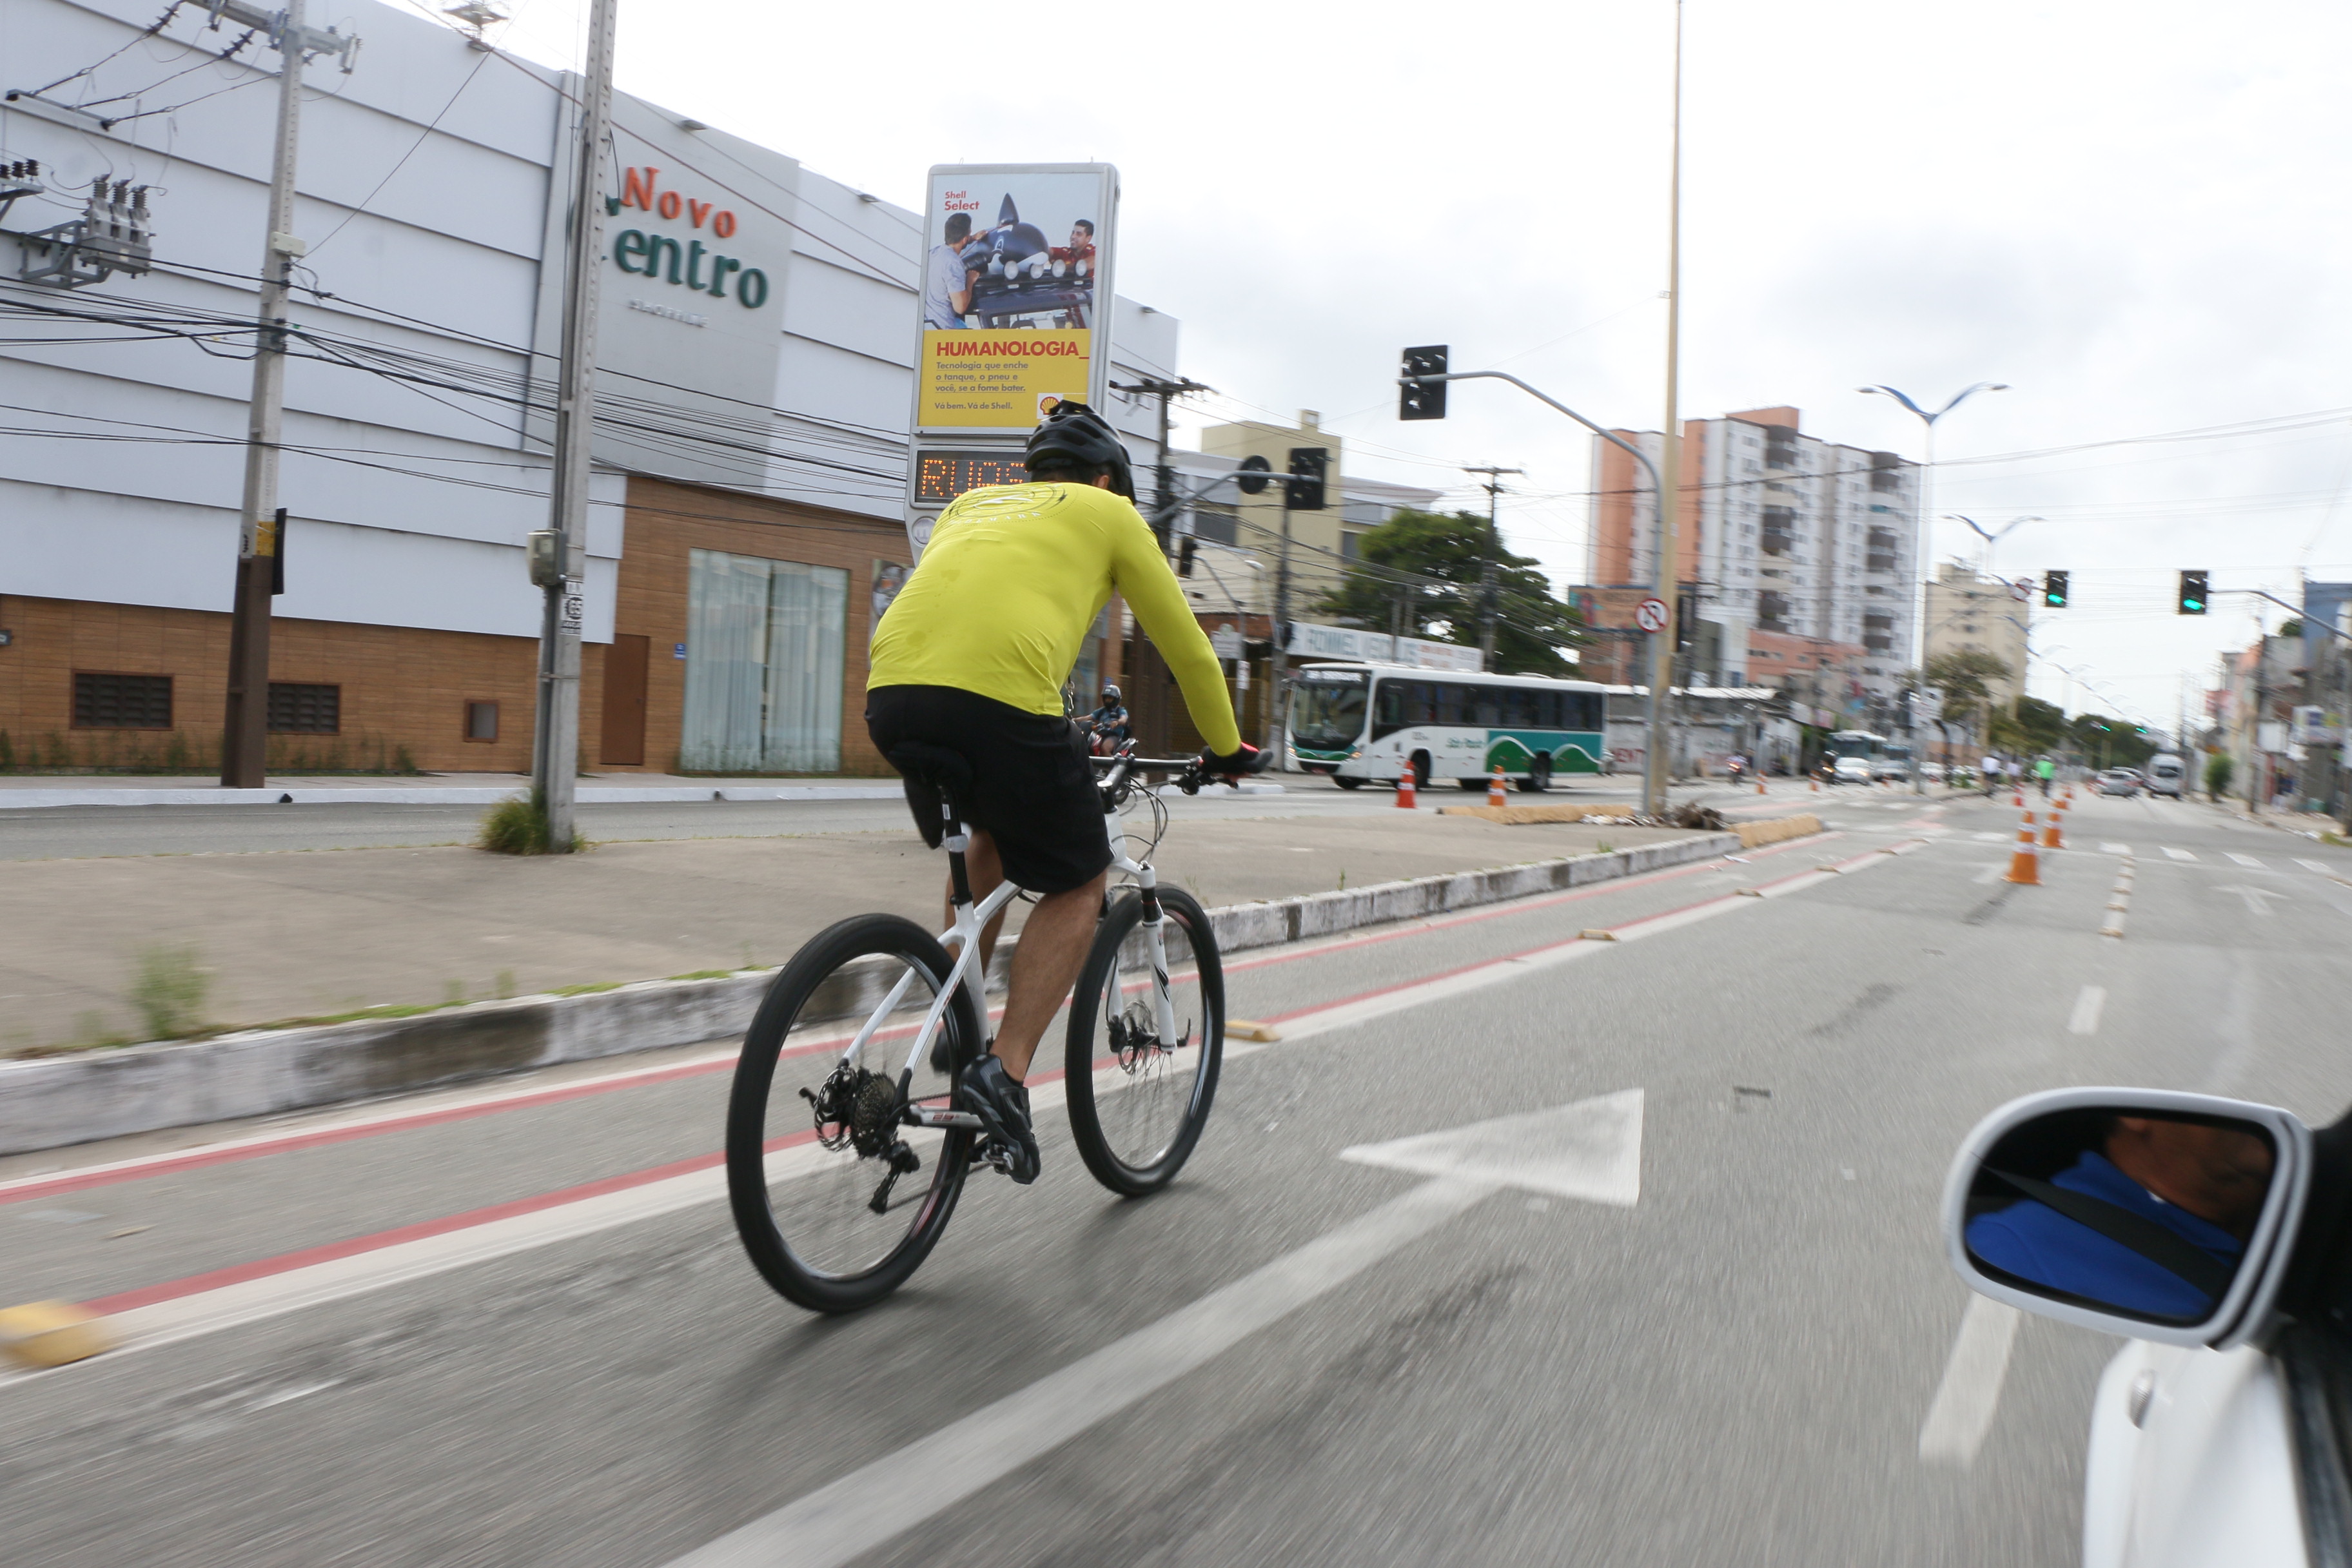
[614, 476, 911, 776]
[0, 594, 549, 772]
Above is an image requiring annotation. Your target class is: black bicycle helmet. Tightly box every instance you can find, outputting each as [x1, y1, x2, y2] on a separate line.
[1024, 400, 1135, 499]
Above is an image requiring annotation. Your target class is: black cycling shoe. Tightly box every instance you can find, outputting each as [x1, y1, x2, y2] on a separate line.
[960, 1055, 1039, 1184]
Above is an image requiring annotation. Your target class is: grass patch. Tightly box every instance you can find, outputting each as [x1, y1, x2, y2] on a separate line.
[128, 944, 211, 1040]
[478, 790, 585, 856]
[547, 981, 622, 997]
[665, 968, 743, 982]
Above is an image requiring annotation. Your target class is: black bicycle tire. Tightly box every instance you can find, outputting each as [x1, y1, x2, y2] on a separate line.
[726, 913, 981, 1313]
[1064, 886, 1224, 1196]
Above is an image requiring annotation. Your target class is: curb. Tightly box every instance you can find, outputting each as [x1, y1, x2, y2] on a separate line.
[0, 830, 1749, 1157]
[0, 784, 907, 810]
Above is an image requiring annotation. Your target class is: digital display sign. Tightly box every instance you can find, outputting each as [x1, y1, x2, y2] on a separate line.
[914, 450, 1030, 502]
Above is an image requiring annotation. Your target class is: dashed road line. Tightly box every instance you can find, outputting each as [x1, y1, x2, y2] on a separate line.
[2102, 842, 2132, 855]
[2163, 847, 2198, 862]
[2227, 853, 2266, 868]
[2299, 858, 2336, 876]
[1919, 1295, 2022, 1466]
[2068, 985, 2107, 1035]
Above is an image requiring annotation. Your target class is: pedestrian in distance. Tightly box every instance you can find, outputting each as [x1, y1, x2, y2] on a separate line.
[1983, 752, 2002, 798]
[2036, 755, 2057, 798]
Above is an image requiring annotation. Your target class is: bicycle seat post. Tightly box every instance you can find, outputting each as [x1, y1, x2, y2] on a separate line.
[939, 795, 974, 910]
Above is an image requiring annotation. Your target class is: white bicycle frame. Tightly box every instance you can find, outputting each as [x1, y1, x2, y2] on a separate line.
[841, 753, 1186, 1129]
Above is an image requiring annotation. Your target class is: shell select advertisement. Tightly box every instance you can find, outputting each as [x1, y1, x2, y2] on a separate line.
[916, 164, 1117, 431]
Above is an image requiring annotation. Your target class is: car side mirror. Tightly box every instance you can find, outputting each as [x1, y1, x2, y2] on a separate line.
[1942, 1088, 2312, 1348]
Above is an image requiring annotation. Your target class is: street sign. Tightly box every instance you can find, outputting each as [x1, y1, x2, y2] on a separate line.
[1210, 626, 1244, 660]
[1634, 597, 1670, 634]
[2008, 578, 2034, 602]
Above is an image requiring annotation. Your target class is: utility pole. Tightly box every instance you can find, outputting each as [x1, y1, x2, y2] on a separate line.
[1266, 484, 1293, 756]
[1111, 377, 1211, 545]
[1643, 0, 1686, 819]
[1463, 465, 1522, 671]
[218, 0, 360, 789]
[527, 0, 619, 852]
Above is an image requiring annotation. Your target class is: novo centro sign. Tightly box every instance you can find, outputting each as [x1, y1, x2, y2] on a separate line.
[605, 166, 770, 309]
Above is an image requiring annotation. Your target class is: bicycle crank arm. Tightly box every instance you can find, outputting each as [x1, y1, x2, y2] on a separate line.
[905, 1106, 985, 1131]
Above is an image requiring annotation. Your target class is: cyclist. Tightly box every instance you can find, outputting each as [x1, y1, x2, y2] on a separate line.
[865, 401, 1264, 1183]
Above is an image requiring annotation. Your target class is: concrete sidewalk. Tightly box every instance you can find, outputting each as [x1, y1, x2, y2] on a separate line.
[3, 808, 1696, 1053]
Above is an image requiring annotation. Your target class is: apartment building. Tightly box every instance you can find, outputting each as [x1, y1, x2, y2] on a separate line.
[1922, 564, 2032, 711]
[1587, 406, 1921, 718]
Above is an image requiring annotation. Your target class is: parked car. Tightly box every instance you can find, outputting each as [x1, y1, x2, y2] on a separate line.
[2145, 753, 2188, 798]
[2096, 768, 2142, 797]
[1943, 1089, 2349, 1568]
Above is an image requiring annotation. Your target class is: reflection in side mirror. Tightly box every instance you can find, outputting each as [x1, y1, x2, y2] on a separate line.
[1943, 1090, 2312, 1349]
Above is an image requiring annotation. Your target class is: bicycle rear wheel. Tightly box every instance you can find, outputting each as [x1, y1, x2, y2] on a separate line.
[1064, 886, 1223, 1196]
[727, 914, 984, 1313]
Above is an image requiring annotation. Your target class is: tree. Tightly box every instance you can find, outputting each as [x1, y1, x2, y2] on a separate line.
[1313, 509, 1586, 676]
[1917, 649, 2015, 744]
[2067, 712, 2157, 770]
[1989, 694, 2067, 754]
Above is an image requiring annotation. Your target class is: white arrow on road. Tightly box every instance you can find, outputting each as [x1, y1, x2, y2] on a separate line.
[665, 1091, 1643, 1568]
[1340, 1088, 1644, 1206]
[2215, 883, 2289, 918]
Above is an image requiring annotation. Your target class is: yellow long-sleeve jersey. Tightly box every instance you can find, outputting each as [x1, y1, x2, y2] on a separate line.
[868, 482, 1244, 757]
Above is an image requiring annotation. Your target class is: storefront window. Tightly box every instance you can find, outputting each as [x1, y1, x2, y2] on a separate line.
[682, 548, 848, 772]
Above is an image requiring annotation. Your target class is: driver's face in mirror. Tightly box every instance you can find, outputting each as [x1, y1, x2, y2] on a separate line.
[2104, 1116, 2273, 1237]
[1965, 1112, 2276, 1322]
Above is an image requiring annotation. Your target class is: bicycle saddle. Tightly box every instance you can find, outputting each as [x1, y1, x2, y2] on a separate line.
[886, 742, 975, 798]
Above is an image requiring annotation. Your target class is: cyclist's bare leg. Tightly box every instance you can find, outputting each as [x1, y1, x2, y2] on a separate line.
[990, 871, 1108, 1081]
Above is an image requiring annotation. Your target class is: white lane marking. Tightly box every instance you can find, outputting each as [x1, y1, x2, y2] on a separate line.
[662, 1175, 1501, 1568]
[2217, 884, 2286, 917]
[1973, 832, 2007, 843]
[1341, 1090, 1643, 1206]
[2102, 842, 2132, 855]
[2227, 853, 2266, 868]
[2068, 985, 2107, 1035]
[2300, 859, 2335, 875]
[1919, 1294, 2022, 1466]
[2163, 847, 2197, 861]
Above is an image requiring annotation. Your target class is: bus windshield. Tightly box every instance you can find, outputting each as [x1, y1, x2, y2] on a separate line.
[1291, 676, 1369, 750]
[1830, 733, 1881, 760]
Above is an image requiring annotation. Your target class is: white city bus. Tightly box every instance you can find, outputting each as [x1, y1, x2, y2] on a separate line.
[1288, 662, 1611, 792]
[1827, 729, 1910, 783]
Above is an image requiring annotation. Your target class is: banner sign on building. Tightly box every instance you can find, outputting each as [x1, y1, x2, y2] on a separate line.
[903, 164, 1120, 558]
[1286, 622, 1484, 672]
[916, 164, 1117, 431]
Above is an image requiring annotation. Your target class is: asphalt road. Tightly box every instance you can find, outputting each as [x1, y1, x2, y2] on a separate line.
[5, 787, 2347, 1566]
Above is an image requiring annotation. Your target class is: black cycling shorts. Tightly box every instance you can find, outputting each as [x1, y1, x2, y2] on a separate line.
[866, 685, 1112, 895]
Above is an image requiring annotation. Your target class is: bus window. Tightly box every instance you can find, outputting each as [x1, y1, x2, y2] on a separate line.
[1571, 692, 1602, 731]
[1475, 688, 1503, 726]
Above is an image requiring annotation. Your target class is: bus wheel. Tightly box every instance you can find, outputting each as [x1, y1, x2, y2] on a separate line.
[1517, 757, 1552, 794]
[1333, 775, 1364, 790]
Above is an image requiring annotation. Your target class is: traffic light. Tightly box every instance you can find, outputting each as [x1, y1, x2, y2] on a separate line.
[1399, 345, 1448, 420]
[1176, 535, 1197, 577]
[2042, 570, 2068, 608]
[1286, 447, 1328, 510]
[2178, 570, 2208, 615]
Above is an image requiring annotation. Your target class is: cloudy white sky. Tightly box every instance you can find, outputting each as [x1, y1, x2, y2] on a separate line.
[471, 0, 2352, 730]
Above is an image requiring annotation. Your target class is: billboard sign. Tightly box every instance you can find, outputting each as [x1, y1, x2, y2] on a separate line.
[915, 164, 1117, 433]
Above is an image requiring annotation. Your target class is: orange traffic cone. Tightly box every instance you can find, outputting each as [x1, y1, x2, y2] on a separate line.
[1809, 776, 1819, 792]
[1756, 776, 1767, 795]
[2042, 810, 2064, 850]
[2006, 808, 2042, 885]
[1487, 767, 1507, 807]
[1396, 769, 1418, 808]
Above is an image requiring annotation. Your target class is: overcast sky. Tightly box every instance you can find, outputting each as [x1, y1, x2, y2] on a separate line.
[473, 0, 2352, 730]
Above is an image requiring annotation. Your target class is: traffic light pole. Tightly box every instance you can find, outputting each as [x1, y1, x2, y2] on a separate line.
[1395, 368, 1671, 815]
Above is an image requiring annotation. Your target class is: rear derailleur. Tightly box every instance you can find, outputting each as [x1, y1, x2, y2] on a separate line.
[801, 1063, 922, 1214]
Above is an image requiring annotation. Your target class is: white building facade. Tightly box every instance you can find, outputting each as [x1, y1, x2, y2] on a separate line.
[0, 0, 1178, 774]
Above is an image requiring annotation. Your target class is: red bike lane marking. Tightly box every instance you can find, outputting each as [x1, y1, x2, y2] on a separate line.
[5, 830, 1841, 1208]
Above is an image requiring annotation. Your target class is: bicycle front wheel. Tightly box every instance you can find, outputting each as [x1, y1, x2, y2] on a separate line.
[1064, 886, 1223, 1195]
[727, 914, 983, 1313]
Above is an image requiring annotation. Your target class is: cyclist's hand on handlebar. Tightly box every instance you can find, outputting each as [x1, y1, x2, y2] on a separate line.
[1198, 741, 1271, 782]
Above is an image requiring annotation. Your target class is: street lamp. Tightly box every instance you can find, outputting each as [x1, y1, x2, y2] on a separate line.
[1947, 513, 2043, 581]
[1859, 381, 2009, 792]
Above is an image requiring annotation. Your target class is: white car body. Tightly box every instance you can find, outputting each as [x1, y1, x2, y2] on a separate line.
[2145, 754, 2188, 798]
[1832, 756, 1876, 784]
[2085, 1341, 2308, 1568]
